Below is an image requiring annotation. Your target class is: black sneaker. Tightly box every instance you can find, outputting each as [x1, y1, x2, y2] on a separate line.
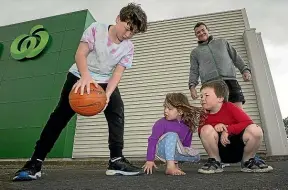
[105, 157, 143, 176]
[13, 159, 42, 181]
[241, 158, 273, 173]
[198, 158, 223, 174]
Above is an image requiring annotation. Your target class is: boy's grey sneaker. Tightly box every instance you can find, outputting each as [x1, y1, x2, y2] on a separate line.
[105, 157, 143, 176]
[13, 159, 42, 181]
[198, 158, 223, 174]
[241, 158, 273, 173]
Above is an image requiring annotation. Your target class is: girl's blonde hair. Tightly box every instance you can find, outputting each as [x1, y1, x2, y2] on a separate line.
[164, 93, 205, 132]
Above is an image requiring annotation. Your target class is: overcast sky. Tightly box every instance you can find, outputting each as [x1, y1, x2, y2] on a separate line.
[1, 0, 287, 118]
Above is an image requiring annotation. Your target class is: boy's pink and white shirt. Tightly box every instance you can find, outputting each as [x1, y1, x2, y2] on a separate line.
[69, 22, 134, 83]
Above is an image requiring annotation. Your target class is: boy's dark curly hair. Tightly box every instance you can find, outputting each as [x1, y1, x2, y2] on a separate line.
[119, 3, 148, 33]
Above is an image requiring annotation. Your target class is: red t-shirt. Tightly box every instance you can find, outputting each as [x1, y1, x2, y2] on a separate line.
[198, 102, 254, 135]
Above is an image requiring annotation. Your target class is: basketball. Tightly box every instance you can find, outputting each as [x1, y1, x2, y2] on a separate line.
[69, 84, 107, 116]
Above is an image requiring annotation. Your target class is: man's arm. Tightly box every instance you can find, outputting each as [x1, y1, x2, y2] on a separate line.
[226, 40, 251, 74]
[189, 50, 200, 89]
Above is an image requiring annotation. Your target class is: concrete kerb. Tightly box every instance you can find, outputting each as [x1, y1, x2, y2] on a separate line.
[1, 154, 288, 169]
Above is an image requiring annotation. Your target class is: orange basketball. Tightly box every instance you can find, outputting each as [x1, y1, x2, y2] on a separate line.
[69, 84, 107, 116]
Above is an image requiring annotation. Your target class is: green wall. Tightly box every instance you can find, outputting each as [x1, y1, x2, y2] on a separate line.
[0, 10, 95, 158]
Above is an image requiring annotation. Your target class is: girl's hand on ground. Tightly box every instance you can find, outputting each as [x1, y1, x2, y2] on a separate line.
[142, 161, 157, 174]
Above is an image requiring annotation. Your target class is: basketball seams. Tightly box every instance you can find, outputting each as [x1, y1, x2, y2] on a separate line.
[68, 84, 107, 116]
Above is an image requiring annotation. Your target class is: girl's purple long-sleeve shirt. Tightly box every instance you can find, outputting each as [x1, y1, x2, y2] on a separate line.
[146, 117, 193, 161]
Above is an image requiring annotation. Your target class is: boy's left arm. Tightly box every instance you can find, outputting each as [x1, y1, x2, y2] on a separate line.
[226, 103, 254, 135]
[105, 64, 125, 103]
[105, 45, 134, 103]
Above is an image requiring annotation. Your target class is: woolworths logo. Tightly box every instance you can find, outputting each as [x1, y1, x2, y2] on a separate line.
[10, 25, 50, 60]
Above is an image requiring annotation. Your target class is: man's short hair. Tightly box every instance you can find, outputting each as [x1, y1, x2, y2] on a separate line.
[194, 22, 208, 31]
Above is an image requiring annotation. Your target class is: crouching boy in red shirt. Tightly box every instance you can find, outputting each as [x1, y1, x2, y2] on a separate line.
[198, 80, 273, 174]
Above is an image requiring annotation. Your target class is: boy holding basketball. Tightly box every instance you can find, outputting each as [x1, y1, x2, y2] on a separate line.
[13, 3, 148, 181]
[198, 80, 273, 174]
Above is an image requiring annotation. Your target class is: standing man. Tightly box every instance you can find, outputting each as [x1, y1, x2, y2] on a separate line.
[189, 22, 252, 109]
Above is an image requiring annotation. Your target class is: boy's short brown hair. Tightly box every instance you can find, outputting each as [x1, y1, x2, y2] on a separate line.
[200, 80, 229, 102]
[119, 3, 148, 34]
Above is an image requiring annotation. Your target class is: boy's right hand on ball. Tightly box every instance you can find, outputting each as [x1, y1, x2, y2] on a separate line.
[142, 161, 157, 174]
[73, 74, 98, 95]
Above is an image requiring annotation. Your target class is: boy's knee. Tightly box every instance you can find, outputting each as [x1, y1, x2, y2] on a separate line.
[244, 124, 263, 139]
[200, 125, 217, 138]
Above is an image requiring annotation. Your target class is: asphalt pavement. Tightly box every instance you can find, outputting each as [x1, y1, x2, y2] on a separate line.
[1, 160, 288, 190]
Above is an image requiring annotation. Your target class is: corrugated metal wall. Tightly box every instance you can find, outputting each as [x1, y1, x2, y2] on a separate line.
[72, 9, 266, 158]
